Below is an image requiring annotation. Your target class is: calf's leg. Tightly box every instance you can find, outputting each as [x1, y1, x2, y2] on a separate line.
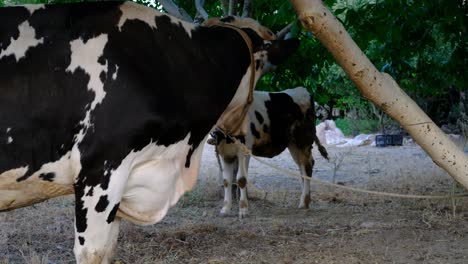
[220, 155, 236, 216]
[236, 154, 250, 218]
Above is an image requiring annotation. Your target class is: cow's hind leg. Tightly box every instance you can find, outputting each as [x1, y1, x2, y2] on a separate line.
[288, 144, 314, 209]
[73, 173, 124, 263]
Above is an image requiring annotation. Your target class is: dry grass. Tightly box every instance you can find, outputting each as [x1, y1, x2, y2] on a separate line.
[1, 144, 468, 263]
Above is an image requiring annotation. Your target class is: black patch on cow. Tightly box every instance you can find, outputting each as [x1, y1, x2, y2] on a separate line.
[86, 187, 94, 197]
[78, 236, 85, 245]
[255, 59, 261, 70]
[107, 203, 120, 224]
[250, 123, 261, 139]
[252, 93, 305, 157]
[39, 172, 55, 182]
[254, 111, 264, 124]
[16, 170, 32, 182]
[95, 195, 109, 213]
[99, 71, 107, 84]
[220, 16, 235, 23]
[100, 171, 112, 191]
[74, 188, 88, 233]
[305, 162, 313, 177]
[292, 98, 318, 149]
[265, 38, 300, 66]
[263, 124, 269, 134]
[185, 146, 195, 168]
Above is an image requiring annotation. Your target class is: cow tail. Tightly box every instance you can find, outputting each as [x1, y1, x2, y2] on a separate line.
[314, 134, 329, 160]
[307, 93, 329, 160]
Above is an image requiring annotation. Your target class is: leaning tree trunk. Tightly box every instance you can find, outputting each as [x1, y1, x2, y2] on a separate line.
[290, 0, 468, 189]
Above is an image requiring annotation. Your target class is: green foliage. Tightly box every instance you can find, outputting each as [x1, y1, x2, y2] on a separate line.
[331, 0, 467, 124]
[335, 118, 380, 136]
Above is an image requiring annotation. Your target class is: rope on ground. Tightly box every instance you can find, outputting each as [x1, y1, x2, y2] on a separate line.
[231, 137, 468, 200]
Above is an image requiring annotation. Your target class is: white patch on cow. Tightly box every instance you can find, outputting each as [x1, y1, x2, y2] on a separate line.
[283, 87, 311, 113]
[23, 4, 45, 15]
[118, 2, 158, 30]
[111, 133, 204, 225]
[7, 137, 13, 144]
[112, 65, 119, 80]
[118, 2, 194, 38]
[67, 34, 109, 143]
[0, 21, 44, 62]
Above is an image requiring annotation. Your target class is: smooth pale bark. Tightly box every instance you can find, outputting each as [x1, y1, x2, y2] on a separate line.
[290, 0, 468, 189]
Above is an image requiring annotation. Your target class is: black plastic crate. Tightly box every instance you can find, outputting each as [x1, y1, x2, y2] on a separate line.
[385, 134, 393, 145]
[376, 134, 403, 147]
[375, 135, 386, 147]
[392, 135, 403, 146]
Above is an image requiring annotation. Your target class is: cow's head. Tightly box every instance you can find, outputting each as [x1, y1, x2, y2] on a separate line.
[204, 16, 299, 137]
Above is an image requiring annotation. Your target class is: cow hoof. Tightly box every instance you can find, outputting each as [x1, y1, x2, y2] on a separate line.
[239, 208, 248, 219]
[220, 207, 231, 216]
[298, 202, 310, 209]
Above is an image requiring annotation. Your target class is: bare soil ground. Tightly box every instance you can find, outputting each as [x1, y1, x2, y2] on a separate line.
[1, 141, 468, 264]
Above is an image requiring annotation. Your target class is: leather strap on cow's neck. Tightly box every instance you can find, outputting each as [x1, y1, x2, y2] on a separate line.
[210, 22, 256, 135]
[211, 22, 255, 105]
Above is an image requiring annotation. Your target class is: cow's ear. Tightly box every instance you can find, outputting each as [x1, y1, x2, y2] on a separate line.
[266, 38, 300, 66]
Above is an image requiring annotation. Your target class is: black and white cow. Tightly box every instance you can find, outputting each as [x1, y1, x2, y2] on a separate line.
[0, 1, 299, 262]
[209, 87, 328, 217]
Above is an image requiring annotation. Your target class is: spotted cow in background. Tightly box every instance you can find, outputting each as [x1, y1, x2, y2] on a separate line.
[209, 87, 328, 217]
[0, 1, 299, 262]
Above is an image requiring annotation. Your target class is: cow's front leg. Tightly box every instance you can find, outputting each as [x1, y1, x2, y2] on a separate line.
[237, 154, 250, 218]
[73, 175, 123, 264]
[220, 156, 236, 216]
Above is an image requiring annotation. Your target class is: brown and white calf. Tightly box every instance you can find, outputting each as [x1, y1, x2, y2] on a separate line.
[209, 87, 328, 217]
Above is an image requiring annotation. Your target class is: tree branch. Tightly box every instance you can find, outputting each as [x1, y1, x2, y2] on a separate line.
[241, 0, 253, 17]
[219, 0, 229, 16]
[195, 0, 209, 20]
[158, 0, 193, 22]
[276, 22, 295, 39]
[290, 0, 468, 189]
[229, 0, 238, 16]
